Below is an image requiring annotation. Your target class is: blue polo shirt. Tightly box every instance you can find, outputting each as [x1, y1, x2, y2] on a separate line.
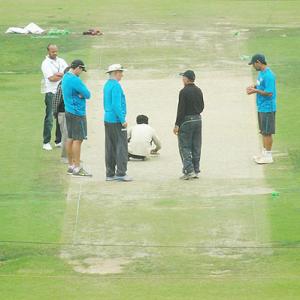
[103, 79, 127, 124]
[256, 67, 276, 112]
[62, 72, 91, 116]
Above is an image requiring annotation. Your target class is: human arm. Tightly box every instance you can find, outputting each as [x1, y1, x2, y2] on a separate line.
[247, 86, 273, 97]
[48, 73, 64, 82]
[41, 61, 63, 82]
[112, 84, 126, 125]
[75, 77, 91, 100]
[174, 90, 185, 135]
[151, 132, 161, 153]
[247, 75, 275, 97]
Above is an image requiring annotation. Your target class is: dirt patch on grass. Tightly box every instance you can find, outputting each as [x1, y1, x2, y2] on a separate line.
[69, 257, 130, 275]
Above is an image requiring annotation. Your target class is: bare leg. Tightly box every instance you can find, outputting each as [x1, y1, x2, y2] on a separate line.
[66, 139, 73, 165]
[72, 140, 83, 168]
[263, 135, 273, 151]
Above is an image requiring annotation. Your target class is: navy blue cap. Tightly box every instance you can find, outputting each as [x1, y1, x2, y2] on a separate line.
[71, 59, 87, 71]
[179, 70, 195, 81]
[248, 54, 267, 65]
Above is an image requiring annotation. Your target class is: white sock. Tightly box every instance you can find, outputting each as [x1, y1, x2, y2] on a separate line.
[69, 165, 74, 169]
[73, 167, 80, 173]
[265, 151, 272, 158]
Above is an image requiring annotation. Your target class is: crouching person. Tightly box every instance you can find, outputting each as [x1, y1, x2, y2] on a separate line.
[128, 115, 161, 160]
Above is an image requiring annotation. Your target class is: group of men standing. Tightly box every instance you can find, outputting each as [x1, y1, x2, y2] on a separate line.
[41, 44, 277, 181]
[40, 45, 142, 181]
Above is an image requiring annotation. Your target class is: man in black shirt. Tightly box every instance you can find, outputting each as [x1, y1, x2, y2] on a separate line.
[173, 70, 204, 180]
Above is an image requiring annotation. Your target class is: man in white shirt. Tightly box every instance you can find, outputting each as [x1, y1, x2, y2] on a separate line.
[128, 115, 161, 160]
[41, 44, 68, 150]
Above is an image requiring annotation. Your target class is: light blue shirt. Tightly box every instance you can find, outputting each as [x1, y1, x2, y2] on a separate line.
[103, 79, 127, 124]
[62, 72, 91, 116]
[256, 67, 276, 112]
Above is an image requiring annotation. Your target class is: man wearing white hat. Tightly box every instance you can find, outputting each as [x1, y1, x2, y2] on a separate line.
[103, 64, 132, 182]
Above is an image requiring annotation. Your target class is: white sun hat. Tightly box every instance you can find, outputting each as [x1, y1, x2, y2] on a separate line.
[106, 64, 127, 73]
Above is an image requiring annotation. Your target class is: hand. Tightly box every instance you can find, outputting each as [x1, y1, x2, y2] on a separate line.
[122, 122, 128, 128]
[55, 72, 64, 78]
[246, 86, 256, 95]
[173, 126, 179, 135]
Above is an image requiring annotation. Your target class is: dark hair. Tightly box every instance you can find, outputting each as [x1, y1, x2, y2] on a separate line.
[47, 44, 57, 51]
[136, 115, 149, 124]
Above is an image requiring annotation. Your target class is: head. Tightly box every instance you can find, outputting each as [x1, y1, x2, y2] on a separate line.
[179, 70, 196, 86]
[136, 115, 149, 125]
[106, 64, 126, 81]
[70, 59, 87, 76]
[47, 44, 58, 60]
[249, 54, 267, 71]
[109, 70, 124, 81]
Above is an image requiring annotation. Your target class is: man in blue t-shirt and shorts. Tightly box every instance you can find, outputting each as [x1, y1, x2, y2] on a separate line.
[62, 59, 92, 177]
[247, 54, 276, 164]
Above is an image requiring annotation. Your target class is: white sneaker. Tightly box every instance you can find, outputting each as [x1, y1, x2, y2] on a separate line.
[115, 175, 133, 182]
[253, 149, 266, 160]
[254, 156, 273, 164]
[43, 143, 52, 151]
[55, 142, 62, 148]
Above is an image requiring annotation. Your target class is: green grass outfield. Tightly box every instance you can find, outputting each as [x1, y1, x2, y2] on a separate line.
[0, 1, 300, 299]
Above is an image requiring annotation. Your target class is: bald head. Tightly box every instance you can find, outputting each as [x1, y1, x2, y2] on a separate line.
[47, 44, 58, 60]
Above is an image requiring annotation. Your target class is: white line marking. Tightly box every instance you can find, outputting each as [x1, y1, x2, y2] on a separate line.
[72, 183, 82, 244]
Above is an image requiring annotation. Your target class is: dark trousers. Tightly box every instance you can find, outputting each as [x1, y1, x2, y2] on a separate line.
[43, 92, 61, 144]
[105, 122, 128, 177]
[178, 115, 202, 174]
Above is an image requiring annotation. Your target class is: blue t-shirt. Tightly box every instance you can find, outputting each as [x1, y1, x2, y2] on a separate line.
[62, 72, 91, 116]
[256, 67, 276, 112]
[103, 79, 127, 124]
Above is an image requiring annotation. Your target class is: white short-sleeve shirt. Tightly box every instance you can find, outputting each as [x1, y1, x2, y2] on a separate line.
[41, 56, 68, 94]
[128, 124, 161, 157]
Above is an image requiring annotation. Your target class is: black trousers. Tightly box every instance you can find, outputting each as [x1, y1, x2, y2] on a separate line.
[178, 115, 202, 174]
[105, 122, 128, 177]
[43, 92, 61, 144]
[55, 117, 62, 144]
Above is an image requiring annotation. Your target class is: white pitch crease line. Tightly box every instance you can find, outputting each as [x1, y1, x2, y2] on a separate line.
[72, 183, 82, 244]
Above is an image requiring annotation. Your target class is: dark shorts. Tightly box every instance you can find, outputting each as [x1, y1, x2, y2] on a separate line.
[258, 112, 276, 135]
[65, 112, 87, 140]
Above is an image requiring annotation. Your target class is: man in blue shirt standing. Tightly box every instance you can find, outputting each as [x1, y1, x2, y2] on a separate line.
[103, 64, 132, 181]
[62, 59, 92, 177]
[247, 54, 276, 164]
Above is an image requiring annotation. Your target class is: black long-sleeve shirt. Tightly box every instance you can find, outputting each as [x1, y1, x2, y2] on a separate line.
[175, 83, 204, 127]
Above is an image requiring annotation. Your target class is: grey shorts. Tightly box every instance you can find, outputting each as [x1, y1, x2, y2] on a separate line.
[258, 112, 276, 135]
[65, 112, 87, 140]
